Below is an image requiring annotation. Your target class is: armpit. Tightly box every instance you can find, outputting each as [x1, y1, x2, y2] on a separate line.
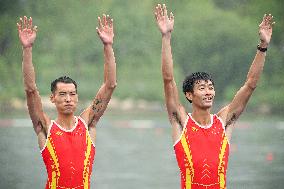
[225, 113, 238, 128]
[36, 120, 47, 137]
[172, 112, 183, 129]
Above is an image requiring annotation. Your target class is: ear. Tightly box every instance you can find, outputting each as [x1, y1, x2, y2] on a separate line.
[185, 92, 193, 102]
[50, 93, 55, 103]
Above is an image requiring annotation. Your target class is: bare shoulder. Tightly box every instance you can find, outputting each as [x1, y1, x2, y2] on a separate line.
[217, 105, 228, 122]
[79, 107, 89, 124]
[80, 106, 91, 126]
[217, 104, 239, 129]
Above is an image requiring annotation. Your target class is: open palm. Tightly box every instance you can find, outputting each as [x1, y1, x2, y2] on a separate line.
[155, 4, 174, 35]
[259, 14, 274, 45]
[96, 14, 114, 45]
[17, 16, 37, 48]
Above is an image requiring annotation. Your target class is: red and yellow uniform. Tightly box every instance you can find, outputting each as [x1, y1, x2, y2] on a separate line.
[174, 114, 229, 189]
[41, 116, 95, 189]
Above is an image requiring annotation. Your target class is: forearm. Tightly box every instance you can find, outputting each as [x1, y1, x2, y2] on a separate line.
[22, 47, 37, 91]
[245, 44, 267, 89]
[103, 44, 117, 89]
[161, 33, 174, 81]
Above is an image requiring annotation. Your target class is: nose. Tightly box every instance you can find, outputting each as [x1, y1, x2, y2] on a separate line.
[205, 88, 211, 94]
[65, 94, 71, 102]
[205, 87, 214, 96]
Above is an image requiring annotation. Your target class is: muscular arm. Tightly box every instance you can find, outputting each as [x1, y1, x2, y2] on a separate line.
[18, 16, 49, 136]
[155, 4, 187, 140]
[218, 14, 275, 130]
[81, 15, 117, 128]
[162, 33, 186, 128]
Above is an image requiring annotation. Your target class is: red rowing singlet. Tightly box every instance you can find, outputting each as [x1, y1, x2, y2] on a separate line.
[174, 114, 229, 189]
[41, 116, 95, 189]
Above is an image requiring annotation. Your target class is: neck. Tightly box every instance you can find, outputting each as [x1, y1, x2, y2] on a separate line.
[191, 107, 211, 126]
[56, 114, 75, 130]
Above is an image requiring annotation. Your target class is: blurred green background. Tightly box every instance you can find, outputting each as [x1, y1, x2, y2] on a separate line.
[0, 0, 283, 116]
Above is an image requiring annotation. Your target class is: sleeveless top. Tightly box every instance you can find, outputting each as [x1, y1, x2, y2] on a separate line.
[41, 116, 95, 189]
[174, 114, 230, 189]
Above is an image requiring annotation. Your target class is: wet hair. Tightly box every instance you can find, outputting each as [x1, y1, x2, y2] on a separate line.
[50, 76, 77, 93]
[182, 72, 214, 103]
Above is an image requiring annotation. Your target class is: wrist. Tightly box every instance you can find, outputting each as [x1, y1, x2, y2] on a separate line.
[257, 44, 267, 52]
[162, 32, 171, 39]
[258, 40, 268, 48]
[22, 44, 33, 49]
[103, 42, 113, 47]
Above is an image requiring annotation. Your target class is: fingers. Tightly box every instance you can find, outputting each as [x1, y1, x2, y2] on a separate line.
[98, 16, 103, 31]
[170, 12, 174, 21]
[107, 16, 113, 28]
[17, 22, 22, 32]
[103, 14, 107, 26]
[28, 17, 32, 30]
[17, 16, 35, 32]
[96, 27, 100, 36]
[261, 13, 275, 28]
[163, 4, 168, 17]
[33, 25, 38, 32]
[17, 17, 23, 32]
[155, 4, 163, 20]
[155, 4, 173, 21]
[96, 14, 113, 36]
[23, 16, 27, 29]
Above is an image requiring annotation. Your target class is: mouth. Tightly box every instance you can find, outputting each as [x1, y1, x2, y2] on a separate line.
[203, 96, 213, 102]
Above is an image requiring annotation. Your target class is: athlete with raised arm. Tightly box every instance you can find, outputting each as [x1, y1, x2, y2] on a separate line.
[154, 4, 274, 189]
[17, 14, 117, 189]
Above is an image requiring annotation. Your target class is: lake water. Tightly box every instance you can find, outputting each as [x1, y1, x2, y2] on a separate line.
[0, 115, 283, 189]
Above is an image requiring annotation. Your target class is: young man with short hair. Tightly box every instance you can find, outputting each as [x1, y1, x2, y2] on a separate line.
[17, 14, 117, 188]
[154, 4, 274, 189]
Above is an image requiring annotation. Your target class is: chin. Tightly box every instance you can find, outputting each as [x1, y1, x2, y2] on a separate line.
[63, 110, 75, 115]
[203, 103, 213, 109]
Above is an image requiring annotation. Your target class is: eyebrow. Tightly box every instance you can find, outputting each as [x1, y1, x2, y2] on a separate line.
[58, 91, 77, 94]
[197, 83, 214, 87]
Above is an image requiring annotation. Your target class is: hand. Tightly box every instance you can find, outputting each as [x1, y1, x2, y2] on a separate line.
[258, 14, 275, 47]
[17, 16, 38, 48]
[96, 14, 114, 45]
[154, 4, 174, 35]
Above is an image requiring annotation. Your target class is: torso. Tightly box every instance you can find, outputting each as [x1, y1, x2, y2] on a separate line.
[41, 116, 95, 189]
[174, 114, 230, 189]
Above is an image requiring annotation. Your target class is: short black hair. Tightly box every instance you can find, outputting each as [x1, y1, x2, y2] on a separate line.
[182, 72, 214, 103]
[51, 76, 77, 93]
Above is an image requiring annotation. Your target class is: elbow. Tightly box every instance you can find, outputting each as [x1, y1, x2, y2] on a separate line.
[245, 79, 257, 91]
[24, 86, 38, 95]
[106, 81, 117, 90]
[162, 69, 173, 82]
[163, 75, 174, 82]
[110, 82, 117, 89]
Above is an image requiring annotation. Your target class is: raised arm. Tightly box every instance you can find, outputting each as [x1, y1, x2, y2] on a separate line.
[17, 16, 49, 137]
[218, 14, 275, 129]
[155, 4, 187, 139]
[80, 14, 117, 128]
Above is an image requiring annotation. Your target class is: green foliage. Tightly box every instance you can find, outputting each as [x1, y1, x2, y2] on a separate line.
[0, 0, 283, 114]
[172, 0, 257, 101]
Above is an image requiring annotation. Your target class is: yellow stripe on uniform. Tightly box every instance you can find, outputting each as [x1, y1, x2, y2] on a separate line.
[218, 133, 228, 189]
[180, 130, 194, 189]
[83, 134, 92, 189]
[46, 137, 60, 189]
